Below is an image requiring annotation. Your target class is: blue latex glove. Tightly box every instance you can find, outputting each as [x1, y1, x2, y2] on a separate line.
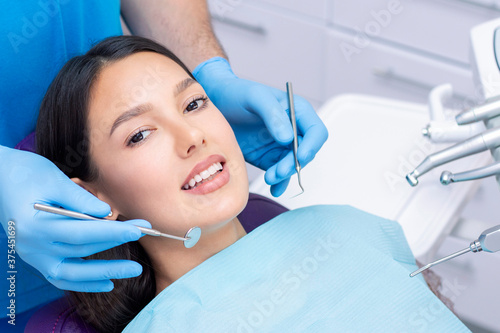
[193, 57, 328, 197]
[0, 146, 151, 292]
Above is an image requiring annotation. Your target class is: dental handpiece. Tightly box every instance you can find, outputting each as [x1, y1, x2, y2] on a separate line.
[456, 97, 500, 125]
[410, 224, 500, 277]
[33, 203, 201, 248]
[406, 126, 500, 186]
[440, 161, 500, 185]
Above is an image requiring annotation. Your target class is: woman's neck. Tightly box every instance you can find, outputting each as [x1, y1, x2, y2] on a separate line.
[144, 217, 247, 295]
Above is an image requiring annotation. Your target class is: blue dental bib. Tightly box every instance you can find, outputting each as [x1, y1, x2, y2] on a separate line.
[124, 205, 469, 332]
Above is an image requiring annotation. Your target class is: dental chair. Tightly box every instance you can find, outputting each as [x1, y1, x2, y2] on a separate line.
[24, 192, 288, 332]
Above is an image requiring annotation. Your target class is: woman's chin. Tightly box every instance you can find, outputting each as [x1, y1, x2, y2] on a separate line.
[192, 192, 249, 231]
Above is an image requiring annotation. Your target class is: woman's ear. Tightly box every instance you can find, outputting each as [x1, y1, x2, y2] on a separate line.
[70, 177, 119, 220]
[71, 177, 98, 197]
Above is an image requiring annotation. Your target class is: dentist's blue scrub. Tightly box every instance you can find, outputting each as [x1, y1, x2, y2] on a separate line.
[0, 0, 122, 327]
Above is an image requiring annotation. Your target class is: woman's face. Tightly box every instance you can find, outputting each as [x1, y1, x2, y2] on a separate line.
[85, 51, 248, 236]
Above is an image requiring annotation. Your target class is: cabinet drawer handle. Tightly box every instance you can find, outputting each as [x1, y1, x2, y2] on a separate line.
[372, 67, 471, 101]
[451, 0, 500, 12]
[373, 67, 434, 90]
[211, 14, 267, 36]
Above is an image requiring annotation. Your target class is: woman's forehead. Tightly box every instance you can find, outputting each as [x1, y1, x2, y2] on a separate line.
[89, 52, 190, 117]
[97, 52, 187, 92]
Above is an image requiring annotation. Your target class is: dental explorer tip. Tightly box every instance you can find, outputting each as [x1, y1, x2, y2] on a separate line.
[440, 171, 454, 185]
[409, 264, 431, 277]
[406, 172, 419, 187]
[409, 269, 422, 278]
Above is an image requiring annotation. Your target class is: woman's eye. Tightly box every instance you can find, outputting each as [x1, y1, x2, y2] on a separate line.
[184, 97, 208, 113]
[127, 129, 153, 146]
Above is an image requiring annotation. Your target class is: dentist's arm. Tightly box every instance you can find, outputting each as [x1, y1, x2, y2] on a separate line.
[120, 0, 225, 70]
[121, 0, 328, 197]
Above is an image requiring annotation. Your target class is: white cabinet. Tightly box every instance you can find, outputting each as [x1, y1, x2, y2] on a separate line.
[325, 29, 476, 104]
[209, 2, 326, 104]
[209, 0, 498, 107]
[330, 0, 500, 65]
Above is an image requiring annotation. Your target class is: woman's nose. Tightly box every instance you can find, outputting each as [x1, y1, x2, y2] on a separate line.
[172, 121, 206, 157]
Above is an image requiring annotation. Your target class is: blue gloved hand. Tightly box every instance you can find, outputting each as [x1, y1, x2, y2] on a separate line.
[0, 146, 151, 292]
[193, 57, 328, 197]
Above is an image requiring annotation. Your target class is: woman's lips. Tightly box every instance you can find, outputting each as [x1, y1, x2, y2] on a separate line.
[181, 154, 229, 195]
[183, 165, 229, 195]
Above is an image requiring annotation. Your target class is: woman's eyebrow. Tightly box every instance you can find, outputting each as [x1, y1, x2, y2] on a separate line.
[175, 77, 197, 97]
[109, 78, 196, 137]
[109, 103, 153, 137]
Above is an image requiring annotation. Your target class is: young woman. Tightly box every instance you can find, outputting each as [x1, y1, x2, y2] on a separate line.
[36, 35, 249, 331]
[36, 36, 468, 332]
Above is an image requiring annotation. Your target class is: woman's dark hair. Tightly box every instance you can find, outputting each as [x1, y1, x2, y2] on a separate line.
[37, 35, 195, 182]
[36, 35, 196, 332]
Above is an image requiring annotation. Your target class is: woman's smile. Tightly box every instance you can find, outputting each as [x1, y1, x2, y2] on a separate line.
[181, 154, 229, 195]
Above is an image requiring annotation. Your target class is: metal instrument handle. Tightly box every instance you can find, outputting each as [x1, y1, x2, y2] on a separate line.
[372, 67, 470, 101]
[33, 203, 190, 241]
[211, 15, 266, 36]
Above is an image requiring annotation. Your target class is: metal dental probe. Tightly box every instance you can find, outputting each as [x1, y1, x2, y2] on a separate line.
[410, 224, 500, 277]
[34, 203, 201, 248]
[286, 82, 304, 196]
[406, 126, 500, 186]
[440, 161, 500, 185]
[456, 97, 500, 125]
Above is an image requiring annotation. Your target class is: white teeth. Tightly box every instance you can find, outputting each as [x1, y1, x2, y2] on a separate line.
[182, 162, 225, 190]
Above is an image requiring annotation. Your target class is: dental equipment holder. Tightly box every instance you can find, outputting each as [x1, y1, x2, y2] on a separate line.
[286, 82, 304, 196]
[422, 84, 485, 143]
[406, 19, 500, 186]
[410, 224, 500, 277]
[34, 203, 201, 248]
[406, 126, 500, 186]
